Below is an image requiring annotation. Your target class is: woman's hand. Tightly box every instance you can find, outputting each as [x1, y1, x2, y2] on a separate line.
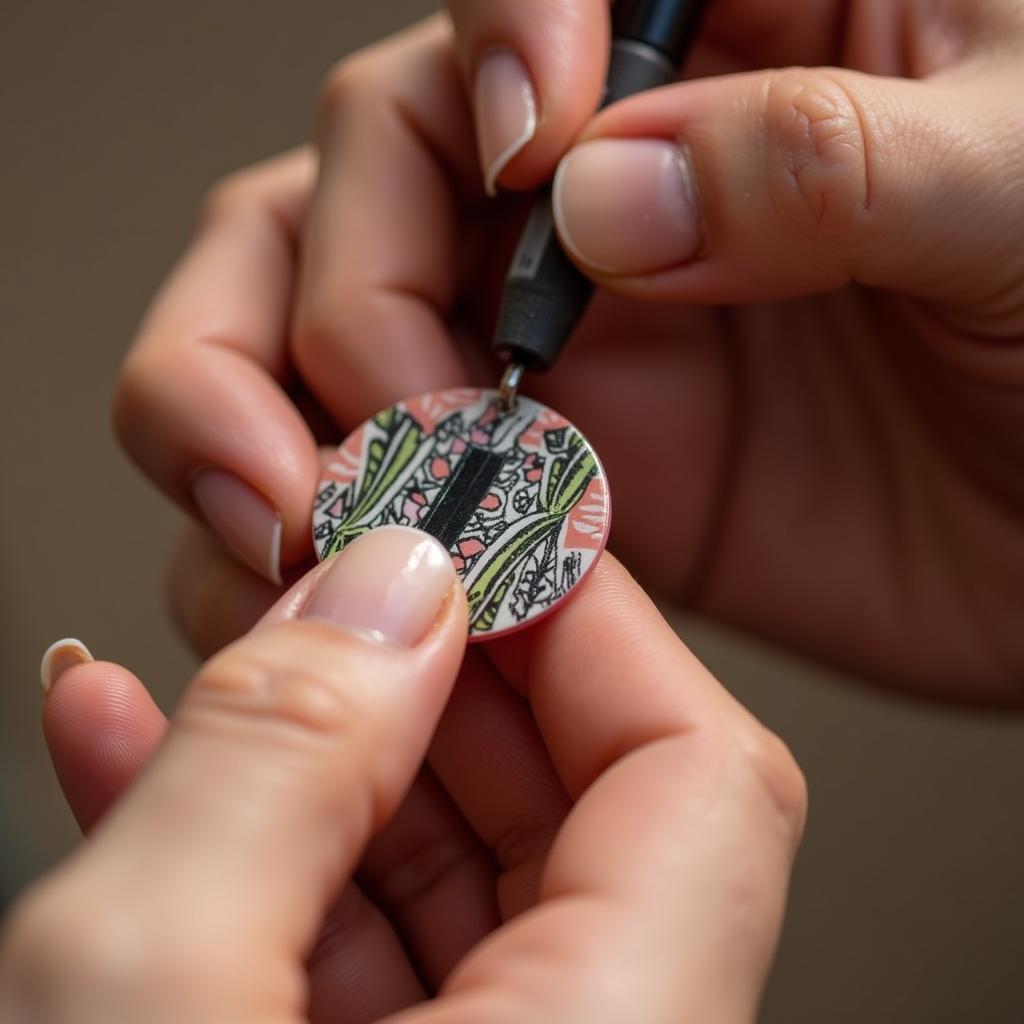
[114, 3, 1024, 700]
[1, 534, 804, 1023]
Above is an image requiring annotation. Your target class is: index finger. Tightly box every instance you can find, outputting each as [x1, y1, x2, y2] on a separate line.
[446, 0, 609, 193]
[446, 0, 845, 198]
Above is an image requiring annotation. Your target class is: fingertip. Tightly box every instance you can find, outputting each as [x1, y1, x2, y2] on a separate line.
[552, 135, 705, 282]
[562, 67, 1015, 313]
[262, 435, 323, 573]
[451, 0, 610, 190]
[117, 341, 322, 584]
[43, 660, 166, 759]
[43, 661, 167, 832]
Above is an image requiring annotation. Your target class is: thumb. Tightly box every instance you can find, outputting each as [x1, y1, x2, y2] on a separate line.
[552, 64, 1024, 331]
[447, 0, 609, 195]
[64, 527, 465, 998]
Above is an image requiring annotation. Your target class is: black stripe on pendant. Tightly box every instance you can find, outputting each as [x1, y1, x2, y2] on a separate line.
[420, 446, 506, 551]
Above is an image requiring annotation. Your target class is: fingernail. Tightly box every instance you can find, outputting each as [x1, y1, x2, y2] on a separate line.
[303, 526, 455, 648]
[40, 638, 93, 694]
[553, 138, 702, 275]
[191, 470, 283, 586]
[474, 48, 538, 197]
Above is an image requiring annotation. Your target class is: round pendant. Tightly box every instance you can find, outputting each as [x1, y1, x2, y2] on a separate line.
[312, 387, 611, 640]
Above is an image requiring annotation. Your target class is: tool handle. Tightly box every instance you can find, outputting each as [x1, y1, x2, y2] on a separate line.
[491, 0, 710, 371]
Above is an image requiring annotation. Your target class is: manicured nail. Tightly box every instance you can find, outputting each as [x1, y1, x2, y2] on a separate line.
[191, 470, 283, 585]
[303, 526, 455, 647]
[40, 638, 93, 694]
[553, 138, 702, 275]
[474, 48, 538, 197]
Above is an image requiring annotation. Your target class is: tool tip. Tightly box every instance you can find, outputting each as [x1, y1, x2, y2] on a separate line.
[498, 362, 525, 411]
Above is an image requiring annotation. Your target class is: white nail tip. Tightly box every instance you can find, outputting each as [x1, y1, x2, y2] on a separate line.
[484, 94, 537, 198]
[268, 519, 283, 587]
[40, 638, 93, 694]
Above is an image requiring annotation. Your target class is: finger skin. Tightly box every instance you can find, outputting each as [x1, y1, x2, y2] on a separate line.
[488, 556, 742, 796]
[428, 651, 569, 918]
[558, 64, 1024, 333]
[39, 662, 436, 1024]
[358, 769, 501, 989]
[168, 525, 289, 659]
[700, 0, 842, 67]
[177, 535, 503, 994]
[306, 884, 427, 1024]
[445, 0, 609, 189]
[42, 662, 167, 832]
[386, 555, 806, 1024]
[168, 449, 350, 660]
[14, 553, 470, 1022]
[294, 18, 475, 429]
[169, 527, 522, 987]
[25, 553, 801, 1024]
[115, 149, 321, 574]
[93, 605, 466, 934]
[446, 0, 852, 192]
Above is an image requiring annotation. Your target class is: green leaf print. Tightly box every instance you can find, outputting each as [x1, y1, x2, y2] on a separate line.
[468, 427, 596, 628]
[325, 409, 425, 556]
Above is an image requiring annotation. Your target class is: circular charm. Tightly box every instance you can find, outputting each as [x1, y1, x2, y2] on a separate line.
[312, 387, 611, 640]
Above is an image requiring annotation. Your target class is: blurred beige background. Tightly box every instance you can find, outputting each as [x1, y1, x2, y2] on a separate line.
[2, 3, 1023, 1021]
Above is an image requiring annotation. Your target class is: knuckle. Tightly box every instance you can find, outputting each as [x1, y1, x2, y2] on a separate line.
[185, 629, 364, 743]
[317, 16, 451, 132]
[318, 53, 377, 125]
[763, 68, 872, 237]
[196, 167, 262, 227]
[291, 307, 342, 377]
[737, 724, 808, 841]
[292, 298, 368, 384]
[111, 348, 159, 458]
